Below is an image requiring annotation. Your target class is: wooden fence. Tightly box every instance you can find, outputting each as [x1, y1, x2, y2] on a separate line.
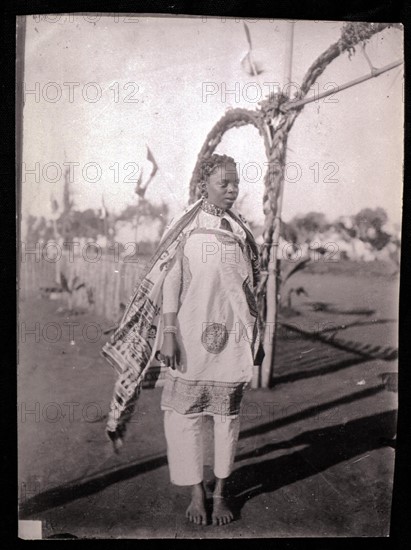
[19, 252, 147, 322]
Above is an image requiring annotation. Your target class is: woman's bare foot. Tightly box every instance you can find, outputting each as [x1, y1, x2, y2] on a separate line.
[186, 482, 207, 525]
[212, 495, 234, 525]
[212, 477, 234, 526]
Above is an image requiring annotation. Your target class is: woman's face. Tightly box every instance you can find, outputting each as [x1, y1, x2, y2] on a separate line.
[206, 161, 239, 209]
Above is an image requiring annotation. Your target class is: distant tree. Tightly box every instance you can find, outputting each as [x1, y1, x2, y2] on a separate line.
[117, 199, 169, 240]
[26, 215, 54, 243]
[354, 207, 388, 237]
[353, 207, 390, 250]
[281, 220, 298, 244]
[288, 211, 329, 243]
[55, 208, 105, 240]
[334, 216, 357, 239]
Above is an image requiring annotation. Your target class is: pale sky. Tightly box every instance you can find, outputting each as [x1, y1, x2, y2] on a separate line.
[21, 15, 404, 228]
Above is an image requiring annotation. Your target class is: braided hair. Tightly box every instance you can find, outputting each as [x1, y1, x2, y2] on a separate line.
[198, 153, 237, 198]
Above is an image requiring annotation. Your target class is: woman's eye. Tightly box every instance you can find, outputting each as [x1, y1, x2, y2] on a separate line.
[220, 181, 239, 188]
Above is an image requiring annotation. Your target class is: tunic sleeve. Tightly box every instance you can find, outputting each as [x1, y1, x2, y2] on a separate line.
[162, 246, 183, 314]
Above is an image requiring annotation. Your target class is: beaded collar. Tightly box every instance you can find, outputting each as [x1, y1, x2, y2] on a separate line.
[200, 198, 226, 217]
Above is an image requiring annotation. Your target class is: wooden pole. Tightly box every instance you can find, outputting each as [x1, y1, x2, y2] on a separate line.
[284, 21, 295, 90]
[245, 24, 274, 389]
[260, 21, 295, 388]
[283, 58, 403, 112]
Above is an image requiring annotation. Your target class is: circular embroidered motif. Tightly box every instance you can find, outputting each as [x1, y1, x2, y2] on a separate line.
[201, 323, 229, 354]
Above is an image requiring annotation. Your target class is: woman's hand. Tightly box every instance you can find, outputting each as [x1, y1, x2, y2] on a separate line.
[160, 333, 181, 370]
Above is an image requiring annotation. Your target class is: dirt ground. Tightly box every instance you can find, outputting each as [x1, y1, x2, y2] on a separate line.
[18, 262, 398, 538]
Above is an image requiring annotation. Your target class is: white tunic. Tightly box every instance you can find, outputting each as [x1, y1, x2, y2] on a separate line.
[160, 208, 258, 416]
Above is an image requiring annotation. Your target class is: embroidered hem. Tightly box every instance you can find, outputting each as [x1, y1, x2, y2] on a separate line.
[160, 372, 248, 416]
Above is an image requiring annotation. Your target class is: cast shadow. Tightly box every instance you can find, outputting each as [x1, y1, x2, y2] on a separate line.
[20, 385, 388, 518]
[227, 409, 397, 520]
[273, 320, 398, 385]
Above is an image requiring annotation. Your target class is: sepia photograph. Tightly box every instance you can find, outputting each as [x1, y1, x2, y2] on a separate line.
[17, 13, 403, 539]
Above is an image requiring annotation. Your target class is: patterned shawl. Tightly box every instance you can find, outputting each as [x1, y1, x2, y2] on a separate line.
[101, 198, 261, 448]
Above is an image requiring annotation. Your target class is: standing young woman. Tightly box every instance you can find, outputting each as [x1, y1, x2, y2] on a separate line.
[102, 154, 262, 526]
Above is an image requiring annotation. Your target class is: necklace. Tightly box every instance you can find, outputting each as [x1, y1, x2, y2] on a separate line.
[200, 198, 226, 217]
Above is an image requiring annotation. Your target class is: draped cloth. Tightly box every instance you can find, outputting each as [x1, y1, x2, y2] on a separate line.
[101, 198, 261, 445]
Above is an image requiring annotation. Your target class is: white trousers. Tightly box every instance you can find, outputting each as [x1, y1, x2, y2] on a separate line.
[163, 410, 240, 486]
